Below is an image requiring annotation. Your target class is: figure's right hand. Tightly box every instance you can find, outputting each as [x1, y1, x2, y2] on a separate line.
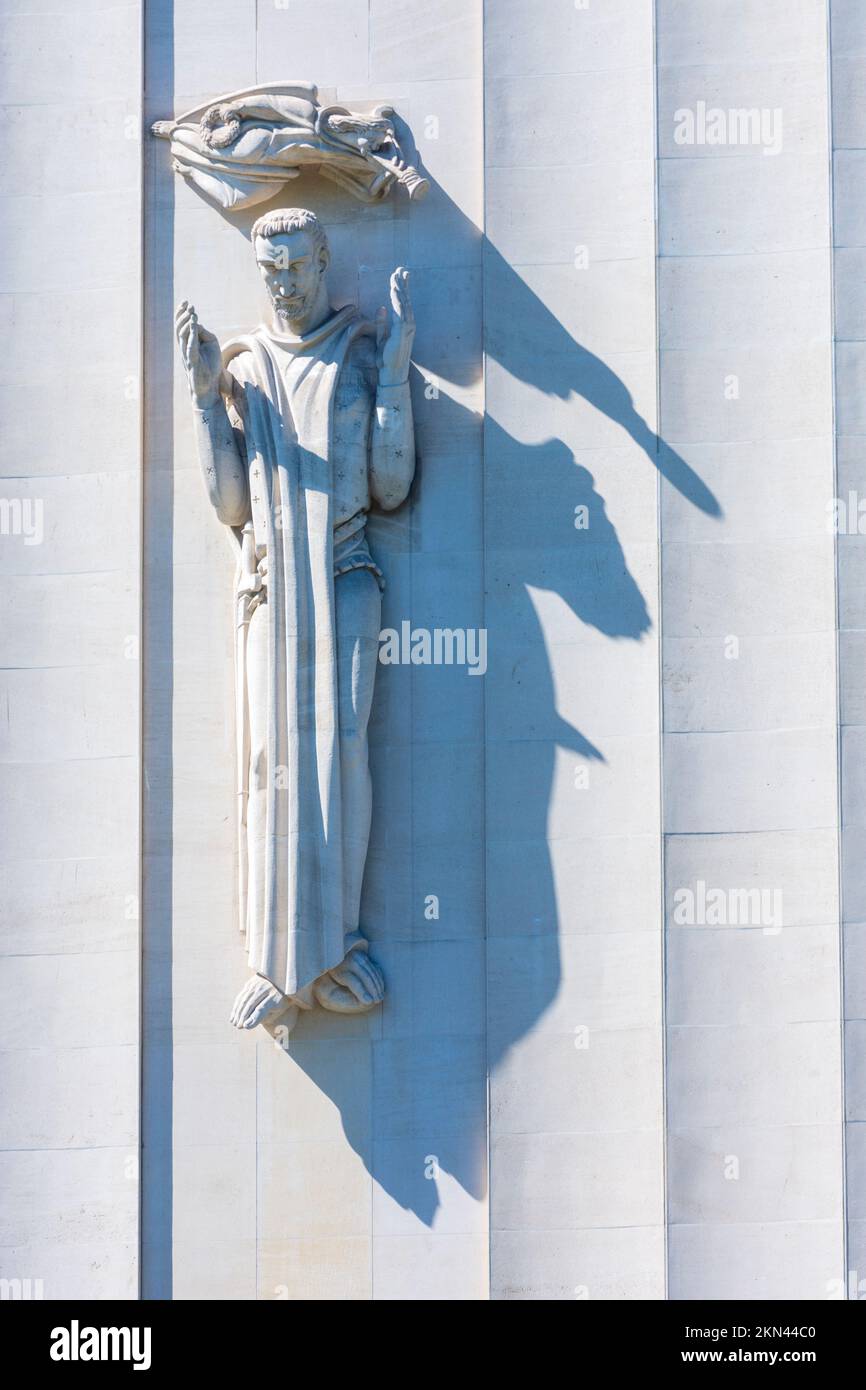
[175, 300, 222, 405]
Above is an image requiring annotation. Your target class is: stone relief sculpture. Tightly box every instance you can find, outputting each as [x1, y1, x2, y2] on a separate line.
[175, 208, 416, 1032]
[154, 81, 429, 210]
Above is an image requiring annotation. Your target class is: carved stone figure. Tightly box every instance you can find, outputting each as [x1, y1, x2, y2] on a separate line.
[175, 208, 416, 1031]
[154, 82, 429, 210]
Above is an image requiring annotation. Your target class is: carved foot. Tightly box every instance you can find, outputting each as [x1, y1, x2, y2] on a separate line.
[230, 974, 292, 1030]
[314, 941, 385, 1014]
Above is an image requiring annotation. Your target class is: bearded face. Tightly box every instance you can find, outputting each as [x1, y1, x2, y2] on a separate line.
[255, 228, 328, 324]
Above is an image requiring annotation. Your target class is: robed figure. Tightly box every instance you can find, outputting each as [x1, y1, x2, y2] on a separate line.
[175, 208, 415, 1030]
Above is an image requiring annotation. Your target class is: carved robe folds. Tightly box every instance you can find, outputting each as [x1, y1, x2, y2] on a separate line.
[197, 307, 404, 999]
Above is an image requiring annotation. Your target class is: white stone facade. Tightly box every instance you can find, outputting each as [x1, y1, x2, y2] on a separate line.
[0, 0, 863, 1301]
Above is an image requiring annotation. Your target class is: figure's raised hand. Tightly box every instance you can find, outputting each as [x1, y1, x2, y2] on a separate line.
[376, 267, 415, 387]
[175, 299, 223, 406]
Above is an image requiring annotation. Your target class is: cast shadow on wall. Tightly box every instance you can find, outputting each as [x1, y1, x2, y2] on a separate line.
[142, 119, 724, 1279]
[258, 188, 722, 1227]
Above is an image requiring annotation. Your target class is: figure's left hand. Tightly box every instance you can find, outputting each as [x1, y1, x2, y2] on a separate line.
[377, 267, 415, 387]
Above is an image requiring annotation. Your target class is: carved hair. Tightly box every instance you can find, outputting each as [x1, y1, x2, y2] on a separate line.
[250, 208, 329, 263]
[200, 104, 241, 149]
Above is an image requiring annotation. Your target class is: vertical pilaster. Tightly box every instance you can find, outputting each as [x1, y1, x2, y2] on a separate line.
[657, 0, 843, 1299]
[141, 0, 488, 1302]
[831, 0, 866, 1299]
[0, 0, 143, 1298]
[483, 0, 665, 1300]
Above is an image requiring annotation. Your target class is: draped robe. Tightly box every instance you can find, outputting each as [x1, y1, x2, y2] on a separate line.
[223, 306, 368, 997]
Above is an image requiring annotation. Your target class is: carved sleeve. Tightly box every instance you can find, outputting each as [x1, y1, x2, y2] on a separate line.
[369, 377, 415, 511]
[191, 377, 250, 528]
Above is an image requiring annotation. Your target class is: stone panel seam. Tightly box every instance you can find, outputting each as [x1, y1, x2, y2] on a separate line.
[136, 0, 146, 1304]
[826, 0, 850, 1297]
[652, 0, 671, 1304]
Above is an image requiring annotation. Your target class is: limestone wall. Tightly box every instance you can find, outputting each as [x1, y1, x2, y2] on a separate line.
[0, 0, 143, 1298]
[1, 0, 863, 1302]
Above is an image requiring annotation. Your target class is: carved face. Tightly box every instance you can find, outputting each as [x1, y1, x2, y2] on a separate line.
[255, 228, 328, 323]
